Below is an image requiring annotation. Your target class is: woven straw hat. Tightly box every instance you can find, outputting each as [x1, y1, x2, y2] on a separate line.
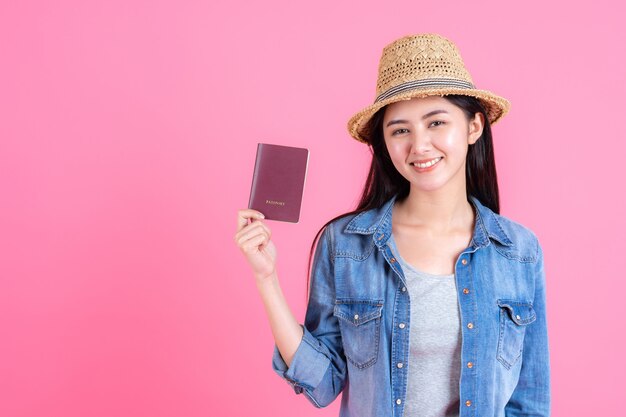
[347, 33, 511, 143]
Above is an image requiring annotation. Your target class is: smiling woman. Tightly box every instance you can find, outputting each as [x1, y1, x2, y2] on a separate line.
[382, 96, 484, 196]
[235, 33, 550, 417]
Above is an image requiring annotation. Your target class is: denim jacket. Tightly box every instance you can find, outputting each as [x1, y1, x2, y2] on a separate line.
[272, 193, 551, 417]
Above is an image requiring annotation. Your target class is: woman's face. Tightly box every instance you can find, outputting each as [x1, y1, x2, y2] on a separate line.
[382, 96, 484, 194]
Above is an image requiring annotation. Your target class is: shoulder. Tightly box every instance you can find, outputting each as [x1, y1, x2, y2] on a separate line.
[322, 211, 368, 247]
[489, 210, 542, 263]
[327, 212, 361, 233]
[470, 195, 542, 263]
[493, 211, 539, 244]
[316, 207, 383, 260]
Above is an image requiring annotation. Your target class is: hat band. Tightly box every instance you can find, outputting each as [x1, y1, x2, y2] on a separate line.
[375, 78, 475, 103]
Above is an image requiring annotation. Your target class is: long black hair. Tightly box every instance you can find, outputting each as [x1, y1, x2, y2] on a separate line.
[306, 95, 501, 296]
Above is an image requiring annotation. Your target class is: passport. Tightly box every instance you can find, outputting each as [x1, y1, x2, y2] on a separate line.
[248, 143, 310, 223]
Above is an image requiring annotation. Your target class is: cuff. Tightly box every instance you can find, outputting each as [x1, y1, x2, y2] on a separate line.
[271, 325, 331, 394]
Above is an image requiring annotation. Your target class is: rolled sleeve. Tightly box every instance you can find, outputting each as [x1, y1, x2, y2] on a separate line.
[272, 325, 333, 394]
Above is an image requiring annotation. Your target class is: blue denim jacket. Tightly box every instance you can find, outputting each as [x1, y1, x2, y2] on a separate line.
[272, 194, 550, 417]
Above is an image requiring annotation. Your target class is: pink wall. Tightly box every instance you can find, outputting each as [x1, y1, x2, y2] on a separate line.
[1, 0, 625, 416]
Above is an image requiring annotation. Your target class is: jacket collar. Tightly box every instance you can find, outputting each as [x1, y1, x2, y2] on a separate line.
[343, 194, 513, 249]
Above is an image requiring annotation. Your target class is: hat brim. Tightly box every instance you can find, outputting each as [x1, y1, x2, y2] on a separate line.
[347, 87, 511, 144]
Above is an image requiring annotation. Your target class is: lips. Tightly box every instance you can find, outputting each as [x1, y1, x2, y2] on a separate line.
[410, 156, 443, 169]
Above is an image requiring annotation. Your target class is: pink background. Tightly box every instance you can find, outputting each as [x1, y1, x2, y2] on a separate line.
[1, 0, 625, 416]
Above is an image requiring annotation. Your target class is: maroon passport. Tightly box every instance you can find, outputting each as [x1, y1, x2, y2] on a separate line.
[248, 143, 310, 223]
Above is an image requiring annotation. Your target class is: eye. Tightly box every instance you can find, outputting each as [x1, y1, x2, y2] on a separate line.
[430, 120, 445, 127]
[391, 128, 409, 136]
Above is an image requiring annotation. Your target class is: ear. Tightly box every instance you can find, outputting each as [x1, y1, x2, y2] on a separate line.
[468, 112, 485, 145]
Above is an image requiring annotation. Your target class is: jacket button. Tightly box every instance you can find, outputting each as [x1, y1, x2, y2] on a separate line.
[354, 314, 359, 320]
[397, 362, 403, 368]
[399, 323, 406, 329]
[467, 362, 473, 368]
[461, 259, 468, 265]
[463, 288, 470, 294]
[516, 315, 521, 320]
[465, 400, 472, 406]
[401, 286, 407, 292]
[396, 399, 402, 405]
[390, 257, 397, 263]
[467, 322, 474, 329]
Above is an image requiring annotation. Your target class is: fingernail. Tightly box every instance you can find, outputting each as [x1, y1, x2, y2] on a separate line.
[258, 213, 265, 219]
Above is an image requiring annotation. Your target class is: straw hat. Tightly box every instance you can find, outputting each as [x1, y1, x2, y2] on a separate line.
[347, 33, 511, 144]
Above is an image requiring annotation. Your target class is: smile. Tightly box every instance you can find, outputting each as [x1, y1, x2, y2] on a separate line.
[411, 157, 443, 169]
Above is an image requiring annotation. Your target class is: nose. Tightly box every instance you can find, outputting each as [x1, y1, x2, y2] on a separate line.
[409, 130, 433, 154]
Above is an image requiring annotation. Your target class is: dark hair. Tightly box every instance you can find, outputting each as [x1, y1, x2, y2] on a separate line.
[305, 95, 501, 297]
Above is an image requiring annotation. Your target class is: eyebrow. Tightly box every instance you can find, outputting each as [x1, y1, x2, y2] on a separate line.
[385, 109, 449, 128]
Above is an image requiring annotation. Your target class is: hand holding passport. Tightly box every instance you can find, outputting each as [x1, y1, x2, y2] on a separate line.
[248, 143, 310, 223]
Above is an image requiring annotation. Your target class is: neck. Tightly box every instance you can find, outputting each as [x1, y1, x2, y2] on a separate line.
[393, 186, 474, 234]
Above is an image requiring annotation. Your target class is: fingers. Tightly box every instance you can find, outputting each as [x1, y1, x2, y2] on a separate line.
[237, 208, 265, 231]
[234, 212, 272, 250]
[239, 233, 269, 254]
[237, 220, 271, 246]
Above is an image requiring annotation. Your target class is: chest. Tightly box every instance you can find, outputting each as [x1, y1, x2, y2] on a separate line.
[391, 227, 472, 276]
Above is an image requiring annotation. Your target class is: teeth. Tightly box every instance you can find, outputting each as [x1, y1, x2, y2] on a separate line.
[413, 157, 442, 168]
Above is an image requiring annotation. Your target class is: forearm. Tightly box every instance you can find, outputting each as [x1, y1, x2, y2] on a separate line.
[256, 271, 304, 367]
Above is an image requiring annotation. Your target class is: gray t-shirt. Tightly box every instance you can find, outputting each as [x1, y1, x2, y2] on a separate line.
[388, 234, 461, 417]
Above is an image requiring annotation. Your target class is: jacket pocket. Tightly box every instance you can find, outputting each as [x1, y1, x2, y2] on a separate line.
[496, 299, 536, 370]
[333, 300, 383, 369]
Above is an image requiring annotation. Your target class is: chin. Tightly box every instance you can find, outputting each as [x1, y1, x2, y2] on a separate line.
[411, 185, 445, 193]
[406, 176, 450, 192]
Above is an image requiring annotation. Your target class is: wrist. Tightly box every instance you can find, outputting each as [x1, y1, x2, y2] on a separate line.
[255, 270, 279, 290]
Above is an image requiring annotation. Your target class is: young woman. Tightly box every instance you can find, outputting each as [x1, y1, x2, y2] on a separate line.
[235, 33, 550, 417]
